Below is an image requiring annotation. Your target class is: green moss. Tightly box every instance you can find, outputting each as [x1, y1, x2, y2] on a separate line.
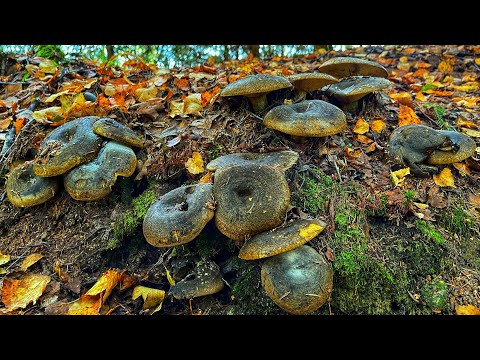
[193, 226, 236, 259]
[421, 278, 449, 311]
[415, 220, 446, 245]
[404, 189, 415, 207]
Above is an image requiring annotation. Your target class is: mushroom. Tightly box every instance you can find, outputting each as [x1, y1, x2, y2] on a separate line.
[238, 218, 326, 260]
[143, 183, 215, 248]
[33, 116, 104, 177]
[324, 76, 392, 113]
[93, 117, 144, 148]
[213, 163, 290, 244]
[317, 56, 388, 79]
[206, 150, 299, 172]
[220, 74, 292, 113]
[261, 245, 333, 315]
[427, 130, 477, 165]
[6, 161, 60, 207]
[63, 141, 137, 201]
[287, 72, 339, 101]
[263, 100, 347, 137]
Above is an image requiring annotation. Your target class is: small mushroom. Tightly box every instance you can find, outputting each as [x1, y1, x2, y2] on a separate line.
[317, 56, 388, 79]
[93, 117, 144, 148]
[287, 72, 339, 101]
[63, 141, 137, 201]
[261, 245, 333, 315]
[33, 116, 104, 177]
[263, 100, 347, 137]
[220, 74, 292, 113]
[213, 163, 290, 244]
[206, 150, 299, 172]
[143, 183, 215, 248]
[6, 161, 60, 207]
[427, 130, 477, 165]
[239, 218, 326, 260]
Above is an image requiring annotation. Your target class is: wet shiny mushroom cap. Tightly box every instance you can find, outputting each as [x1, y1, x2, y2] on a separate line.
[206, 150, 299, 172]
[261, 245, 333, 315]
[239, 218, 326, 260]
[324, 76, 392, 104]
[6, 161, 60, 207]
[287, 72, 339, 92]
[213, 163, 290, 244]
[143, 183, 215, 248]
[93, 117, 144, 148]
[33, 116, 104, 177]
[317, 56, 388, 79]
[427, 130, 477, 165]
[63, 141, 137, 201]
[263, 100, 347, 137]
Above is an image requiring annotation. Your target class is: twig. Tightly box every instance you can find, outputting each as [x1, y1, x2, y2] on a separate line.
[0, 81, 27, 85]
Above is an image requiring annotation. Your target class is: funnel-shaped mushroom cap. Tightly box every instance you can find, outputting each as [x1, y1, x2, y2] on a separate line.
[427, 130, 477, 165]
[213, 163, 290, 243]
[287, 73, 339, 92]
[6, 161, 60, 207]
[206, 150, 299, 172]
[324, 76, 392, 103]
[317, 56, 388, 79]
[93, 117, 144, 148]
[168, 260, 224, 300]
[261, 245, 333, 315]
[64, 141, 137, 201]
[143, 183, 214, 248]
[263, 100, 346, 137]
[33, 116, 103, 177]
[239, 218, 326, 260]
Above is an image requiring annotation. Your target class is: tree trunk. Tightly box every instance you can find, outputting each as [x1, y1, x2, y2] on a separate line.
[247, 45, 260, 58]
[223, 45, 229, 61]
[106, 45, 115, 60]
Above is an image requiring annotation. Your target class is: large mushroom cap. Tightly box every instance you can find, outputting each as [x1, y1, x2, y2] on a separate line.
[261, 245, 333, 315]
[64, 141, 137, 201]
[324, 76, 392, 104]
[239, 218, 326, 260]
[427, 130, 477, 165]
[317, 56, 388, 79]
[143, 183, 214, 248]
[263, 100, 347, 137]
[287, 73, 339, 92]
[33, 116, 103, 177]
[93, 117, 144, 148]
[6, 161, 60, 207]
[206, 150, 299, 172]
[213, 163, 290, 244]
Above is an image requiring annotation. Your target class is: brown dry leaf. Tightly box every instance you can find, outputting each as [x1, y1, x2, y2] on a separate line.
[391, 167, 410, 187]
[433, 168, 456, 188]
[199, 171, 212, 183]
[456, 116, 478, 129]
[468, 194, 480, 207]
[389, 92, 413, 107]
[185, 151, 204, 174]
[134, 86, 158, 102]
[168, 99, 185, 118]
[353, 118, 369, 134]
[1, 273, 51, 311]
[54, 260, 71, 283]
[174, 77, 190, 91]
[452, 162, 471, 176]
[119, 273, 138, 292]
[461, 128, 480, 137]
[456, 304, 480, 315]
[365, 142, 377, 153]
[356, 134, 373, 144]
[325, 248, 335, 262]
[20, 253, 44, 272]
[132, 286, 165, 314]
[0, 118, 11, 130]
[370, 119, 386, 133]
[398, 105, 421, 126]
[427, 186, 447, 209]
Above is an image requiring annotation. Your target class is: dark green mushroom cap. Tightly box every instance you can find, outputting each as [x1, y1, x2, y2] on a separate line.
[168, 260, 224, 300]
[286, 72, 339, 92]
[263, 100, 347, 137]
[427, 130, 477, 165]
[64, 141, 137, 201]
[93, 117, 144, 148]
[143, 183, 215, 248]
[317, 56, 388, 79]
[239, 218, 326, 260]
[6, 161, 60, 207]
[33, 116, 104, 177]
[324, 76, 392, 104]
[213, 163, 290, 244]
[261, 245, 333, 315]
[206, 150, 299, 172]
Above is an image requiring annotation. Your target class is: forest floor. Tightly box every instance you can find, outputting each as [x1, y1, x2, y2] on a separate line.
[0, 45, 479, 315]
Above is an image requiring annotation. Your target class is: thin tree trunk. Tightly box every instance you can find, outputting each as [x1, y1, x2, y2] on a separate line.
[247, 45, 260, 58]
[223, 45, 229, 61]
[106, 45, 115, 60]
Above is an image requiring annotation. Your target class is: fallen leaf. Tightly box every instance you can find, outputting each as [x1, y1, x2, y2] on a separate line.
[68, 294, 103, 315]
[370, 119, 386, 133]
[185, 151, 204, 174]
[14, 118, 26, 134]
[165, 267, 176, 286]
[201, 86, 221, 106]
[0, 253, 11, 266]
[353, 118, 369, 134]
[54, 260, 71, 283]
[475, 58, 480, 66]
[356, 134, 373, 144]
[452, 82, 479, 92]
[415, 91, 428, 102]
[119, 273, 138, 292]
[365, 142, 377, 153]
[456, 304, 480, 315]
[389, 92, 413, 107]
[413, 202, 429, 209]
[438, 61, 453, 73]
[85, 268, 123, 299]
[391, 167, 410, 187]
[32, 106, 61, 124]
[398, 105, 421, 126]
[345, 147, 362, 158]
[427, 186, 447, 208]
[183, 93, 203, 115]
[199, 172, 212, 183]
[1, 273, 51, 311]
[173, 77, 190, 91]
[45, 90, 71, 103]
[132, 286, 165, 314]
[452, 162, 471, 176]
[433, 168, 456, 188]
[324, 248, 335, 262]
[134, 86, 158, 102]
[456, 116, 478, 129]
[0, 118, 11, 130]
[468, 194, 480, 207]
[461, 128, 480, 137]
[20, 253, 44, 271]
[168, 99, 185, 118]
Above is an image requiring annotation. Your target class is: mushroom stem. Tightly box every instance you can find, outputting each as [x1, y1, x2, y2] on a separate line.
[247, 94, 269, 113]
[340, 100, 360, 114]
[292, 89, 307, 103]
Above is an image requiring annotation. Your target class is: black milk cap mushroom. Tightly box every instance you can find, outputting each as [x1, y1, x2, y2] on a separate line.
[317, 56, 388, 79]
[33, 116, 103, 177]
[287, 73, 339, 101]
[6, 161, 60, 207]
[263, 100, 347, 137]
[213, 163, 290, 244]
[143, 183, 215, 248]
[239, 218, 326, 260]
[206, 150, 299, 172]
[220, 74, 292, 113]
[93, 117, 144, 148]
[261, 245, 333, 315]
[63, 141, 137, 201]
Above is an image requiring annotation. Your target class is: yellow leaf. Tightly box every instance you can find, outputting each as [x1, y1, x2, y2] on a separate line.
[391, 167, 410, 187]
[413, 202, 429, 209]
[452, 82, 479, 92]
[415, 91, 428, 102]
[0, 253, 11, 266]
[456, 304, 480, 315]
[399, 56, 409, 63]
[132, 286, 165, 314]
[397, 62, 411, 72]
[185, 151, 204, 174]
[60, 93, 86, 115]
[389, 92, 412, 107]
[438, 61, 453, 73]
[183, 93, 203, 115]
[168, 99, 185, 118]
[45, 90, 71, 103]
[442, 75, 454, 83]
[433, 168, 456, 188]
[398, 105, 421, 126]
[165, 267, 176, 286]
[452, 162, 471, 176]
[453, 97, 479, 107]
[1, 273, 51, 311]
[299, 223, 325, 239]
[68, 294, 103, 315]
[199, 172, 212, 183]
[461, 128, 480, 137]
[38, 58, 57, 74]
[353, 118, 369, 134]
[134, 86, 158, 102]
[32, 106, 62, 124]
[20, 253, 44, 271]
[456, 116, 478, 129]
[475, 58, 480, 66]
[85, 268, 123, 300]
[104, 84, 116, 96]
[370, 119, 386, 133]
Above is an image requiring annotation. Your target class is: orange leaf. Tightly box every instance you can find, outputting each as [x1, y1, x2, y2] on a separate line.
[456, 116, 478, 129]
[201, 86, 221, 106]
[97, 94, 112, 109]
[14, 118, 26, 134]
[1, 273, 51, 311]
[430, 90, 453, 97]
[353, 118, 369, 134]
[438, 61, 453, 73]
[174, 77, 190, 91]
[85, 268, 123, 299]
[371, 119, 386, 133]
[415, 91, 428, 102]
[356, 134, 373, 144]
[398, 105, 421, 126]
[68, 294, 103, 315]
[389, 92, 413, 107]
[415, 62, 431, 69]
[365, 142, 377, 153]
[345, 147, 362, 158]
[456, 304, 480, 315]
[199, 172, 212, 183]
[185, 151, 204, 174]
[433, 168, 456, 188]
[452, 97, 479, 107]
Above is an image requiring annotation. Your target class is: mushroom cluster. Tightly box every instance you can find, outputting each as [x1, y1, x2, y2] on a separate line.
[5, 116, 144, 207]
